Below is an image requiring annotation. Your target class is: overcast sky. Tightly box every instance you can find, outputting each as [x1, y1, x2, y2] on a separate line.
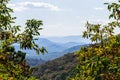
[8, 0, 117, 37]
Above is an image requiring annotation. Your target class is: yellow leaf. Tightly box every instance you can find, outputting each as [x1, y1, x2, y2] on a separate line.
[9, 77, 14, 80]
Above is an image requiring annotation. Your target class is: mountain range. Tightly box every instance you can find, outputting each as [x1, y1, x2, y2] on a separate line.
[41, 35, 90, 43]
[14, 35, 89, 66]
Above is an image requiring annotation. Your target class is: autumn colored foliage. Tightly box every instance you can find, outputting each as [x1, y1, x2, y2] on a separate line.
[0, 0, 46, 79]
[68, 0, 120, 80]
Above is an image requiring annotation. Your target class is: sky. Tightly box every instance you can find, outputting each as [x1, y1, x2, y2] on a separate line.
[8, 0, 117, 37]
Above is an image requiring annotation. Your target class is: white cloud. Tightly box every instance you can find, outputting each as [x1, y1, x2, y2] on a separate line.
[8, 1, 61, 12]
[89, 19, 110, 24]
[103, 0, 117, 3]
[104, 0, 115, 1]
[81, 19, 110, 24]
[8, 3, 28, 12]
[94, 7, 104, 10]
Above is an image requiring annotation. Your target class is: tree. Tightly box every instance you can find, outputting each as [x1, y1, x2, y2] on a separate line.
[0, 0, 47, 79]
[68, 0, 120, 80]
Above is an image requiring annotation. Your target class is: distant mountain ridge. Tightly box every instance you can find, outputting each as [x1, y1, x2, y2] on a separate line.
[42, 35, 90, 43]
[61, 42, 83, 48]
[14, 36, 89, 66]
[37, 44, 85, 61]
[36, 38, 66, 52]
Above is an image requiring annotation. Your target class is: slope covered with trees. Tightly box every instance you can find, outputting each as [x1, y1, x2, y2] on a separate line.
[68, 0, 120, 80]
[26, 58, 46, 67]
[32, 53, 78, 80]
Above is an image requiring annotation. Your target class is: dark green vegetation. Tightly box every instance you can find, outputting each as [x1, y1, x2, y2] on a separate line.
[0, 0, 46, 79]
[67, 0, 120, 80]
[33, 53, 78, 80]
[26, 58, 46, 67]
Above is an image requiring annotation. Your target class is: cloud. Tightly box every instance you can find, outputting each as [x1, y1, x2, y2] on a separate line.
[103, 0, 117, 2]
[8, 1, 61, 12]
[104, 0, 115, 1]
[81, 19, 110, 24]
[94, 7, 104, 10]
[88, 19, 110, 24]
[8, 4, 28, 12]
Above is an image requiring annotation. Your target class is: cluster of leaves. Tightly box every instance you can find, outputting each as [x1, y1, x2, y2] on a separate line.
[68, 0, 120, 80]
[0, 0, 47, 79]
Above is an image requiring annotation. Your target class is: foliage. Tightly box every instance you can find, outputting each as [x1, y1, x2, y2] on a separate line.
[68, 0, 120, 80]
[0, 0, 47, 79]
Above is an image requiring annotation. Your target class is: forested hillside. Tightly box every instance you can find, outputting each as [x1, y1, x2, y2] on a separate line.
[26, 58, 46, 67]
[32, 53, 78, 80]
